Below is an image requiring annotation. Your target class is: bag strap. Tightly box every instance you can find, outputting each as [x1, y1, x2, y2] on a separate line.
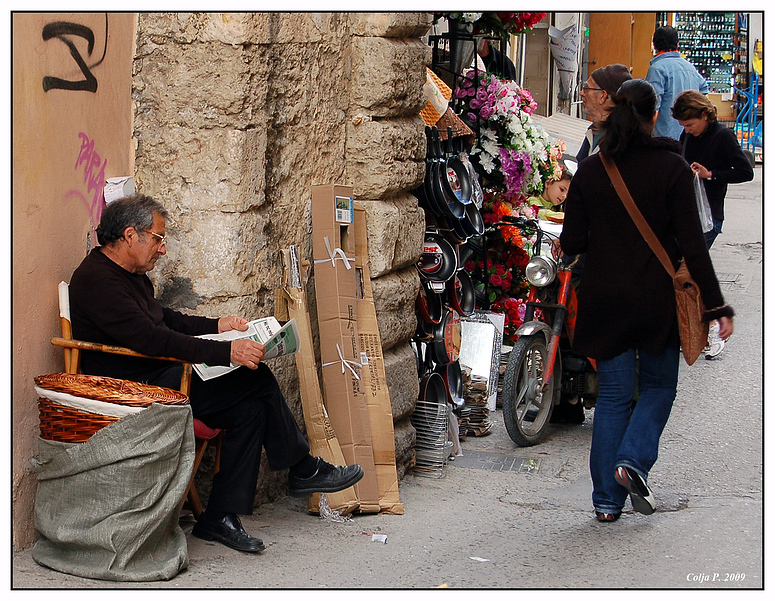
[600, 153, 676, 278]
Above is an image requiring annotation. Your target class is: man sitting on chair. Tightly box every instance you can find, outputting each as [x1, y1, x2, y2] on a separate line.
[69, 194, 364, 554]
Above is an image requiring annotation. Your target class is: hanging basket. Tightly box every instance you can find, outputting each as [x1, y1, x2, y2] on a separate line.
[35, 373, 189, 443]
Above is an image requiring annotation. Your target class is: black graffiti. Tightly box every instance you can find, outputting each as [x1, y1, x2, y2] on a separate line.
[41, 21, 99, 93]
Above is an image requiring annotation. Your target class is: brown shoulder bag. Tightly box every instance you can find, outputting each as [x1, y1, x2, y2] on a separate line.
[600, 154, 709, 365]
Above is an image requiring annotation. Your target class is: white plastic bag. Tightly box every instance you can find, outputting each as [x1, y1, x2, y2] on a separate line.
[693, 172, 714, 233]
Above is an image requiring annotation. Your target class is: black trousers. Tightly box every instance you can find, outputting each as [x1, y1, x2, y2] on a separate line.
[154, 363, 311, 515]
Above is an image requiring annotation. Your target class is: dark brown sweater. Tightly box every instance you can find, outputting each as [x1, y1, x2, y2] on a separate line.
[70, 248, 232, 382]
[560, 141, 734, 360]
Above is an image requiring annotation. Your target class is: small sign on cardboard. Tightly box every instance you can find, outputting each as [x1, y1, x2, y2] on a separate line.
[335, 195, 354, 224]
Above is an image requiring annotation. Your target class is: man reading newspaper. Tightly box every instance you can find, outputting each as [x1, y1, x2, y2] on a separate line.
[193, 317, 301, 381]
[69, 194, 364, 554]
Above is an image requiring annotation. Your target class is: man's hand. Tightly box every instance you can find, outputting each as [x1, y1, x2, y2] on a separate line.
[230, 339, 265, 369]
[218, 315, 249, 333]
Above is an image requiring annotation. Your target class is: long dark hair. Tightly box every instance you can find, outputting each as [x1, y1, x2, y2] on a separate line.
[599, 79, 658, 160]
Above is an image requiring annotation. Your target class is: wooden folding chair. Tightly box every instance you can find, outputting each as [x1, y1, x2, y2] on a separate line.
[50, 281, 222, 519]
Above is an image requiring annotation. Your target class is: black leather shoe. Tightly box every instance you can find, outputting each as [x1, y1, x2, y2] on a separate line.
[288, 457, 364, 497]
[192, 512, 265, 553]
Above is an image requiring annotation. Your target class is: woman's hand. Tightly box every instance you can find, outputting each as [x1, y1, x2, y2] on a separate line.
[218, 315, 249, 333]
[690, 162, 712, 180]
[551, 238, 563, 261]
[717, 316, 734, 341]
[230, 339, 265, 369]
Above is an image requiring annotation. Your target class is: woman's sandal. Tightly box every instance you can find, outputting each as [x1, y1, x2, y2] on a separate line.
[595, 510, 622, 522]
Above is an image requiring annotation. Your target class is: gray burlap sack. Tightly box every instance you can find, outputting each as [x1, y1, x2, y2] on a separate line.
[31, 403, 194, 582]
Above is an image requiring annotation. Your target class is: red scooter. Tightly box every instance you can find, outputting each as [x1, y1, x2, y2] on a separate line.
[495, 216, 598, 446]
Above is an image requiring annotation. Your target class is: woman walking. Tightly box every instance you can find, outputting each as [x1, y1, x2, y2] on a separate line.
[557, 79, 735, 522]
[671, 89, 754, 250]
[671, 89, 753, 358]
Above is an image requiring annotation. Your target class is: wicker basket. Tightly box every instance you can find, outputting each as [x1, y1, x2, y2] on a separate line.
[35, 373, 189, 443]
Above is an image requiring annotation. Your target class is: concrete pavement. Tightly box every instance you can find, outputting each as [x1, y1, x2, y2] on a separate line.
[11, 167, 764, 590]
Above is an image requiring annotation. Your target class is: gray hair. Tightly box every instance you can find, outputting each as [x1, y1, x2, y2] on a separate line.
[96, 193, 169, 246]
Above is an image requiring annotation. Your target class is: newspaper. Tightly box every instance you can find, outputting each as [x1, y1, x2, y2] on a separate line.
[193, 317, 300, 381]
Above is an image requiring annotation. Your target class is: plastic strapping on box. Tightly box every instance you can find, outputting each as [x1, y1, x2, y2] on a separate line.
[322, 343, 362, 380]
[314, 236, 354, 270]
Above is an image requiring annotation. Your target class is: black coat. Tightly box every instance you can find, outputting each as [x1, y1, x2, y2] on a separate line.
[560, 139, 733, 360]
[680, 120, 754, 222]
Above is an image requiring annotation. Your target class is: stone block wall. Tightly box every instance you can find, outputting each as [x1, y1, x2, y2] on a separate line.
[133, 12, 431, 503]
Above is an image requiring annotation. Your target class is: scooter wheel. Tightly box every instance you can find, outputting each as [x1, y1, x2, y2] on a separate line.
[502, 334, 557, 446]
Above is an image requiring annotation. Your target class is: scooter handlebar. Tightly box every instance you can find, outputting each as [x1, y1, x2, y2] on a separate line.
[500, 215, 539, 229]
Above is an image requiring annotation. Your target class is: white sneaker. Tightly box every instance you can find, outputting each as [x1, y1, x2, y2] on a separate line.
[705, 322, 725, 359]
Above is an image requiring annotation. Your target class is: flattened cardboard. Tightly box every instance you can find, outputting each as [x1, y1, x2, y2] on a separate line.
[353, 203, 404, 514]
[279, 246, 359, 515]
[312, 185, 381, 513]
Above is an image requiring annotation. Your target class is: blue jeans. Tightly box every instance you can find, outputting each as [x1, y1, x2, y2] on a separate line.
[705, 218, 723, 249]
[590, 347, 680, 513]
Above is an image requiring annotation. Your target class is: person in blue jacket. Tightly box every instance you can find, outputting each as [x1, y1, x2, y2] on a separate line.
[646, 26, 709, 140]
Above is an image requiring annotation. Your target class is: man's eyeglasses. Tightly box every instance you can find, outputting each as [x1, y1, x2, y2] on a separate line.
[581, 83, 603, 92]
[139, 228, 167, 247]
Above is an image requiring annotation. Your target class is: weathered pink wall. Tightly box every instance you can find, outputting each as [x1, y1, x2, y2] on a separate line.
[11, 12, 137, 549]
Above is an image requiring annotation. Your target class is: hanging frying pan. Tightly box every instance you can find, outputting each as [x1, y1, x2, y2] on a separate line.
[443, 126, 473, 206]
[458, 236, 481, 268]
[415, 279, 444, 324]
[437, 360, 465, 409]
[414, 318, 435, 343]
[429, 127, 466, 222]
[443, 213, 469, 244]
[446, 269, 476, 317]
[416, 127, 447, 219]
[413, 127, 436, 215]
[417, 232, 458, 282]
[460, 201, 485, 238]
[430, 308, 461, 366]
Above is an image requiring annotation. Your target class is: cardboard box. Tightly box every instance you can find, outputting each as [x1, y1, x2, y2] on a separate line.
[311, 185, 381, 513]
[353, 203, 404, 514]
[278, 246, 359, 515]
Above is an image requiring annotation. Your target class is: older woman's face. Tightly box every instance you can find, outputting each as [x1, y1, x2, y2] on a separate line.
[677, 114, 710, 137]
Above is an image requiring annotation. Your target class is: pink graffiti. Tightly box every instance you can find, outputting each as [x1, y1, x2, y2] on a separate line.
[70, 131, 107, 228]
[63, 189, 102, 232]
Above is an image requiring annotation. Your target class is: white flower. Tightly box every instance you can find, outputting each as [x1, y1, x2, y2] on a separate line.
[478, 152, 496, 173]
[461, 12, 482, 22]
